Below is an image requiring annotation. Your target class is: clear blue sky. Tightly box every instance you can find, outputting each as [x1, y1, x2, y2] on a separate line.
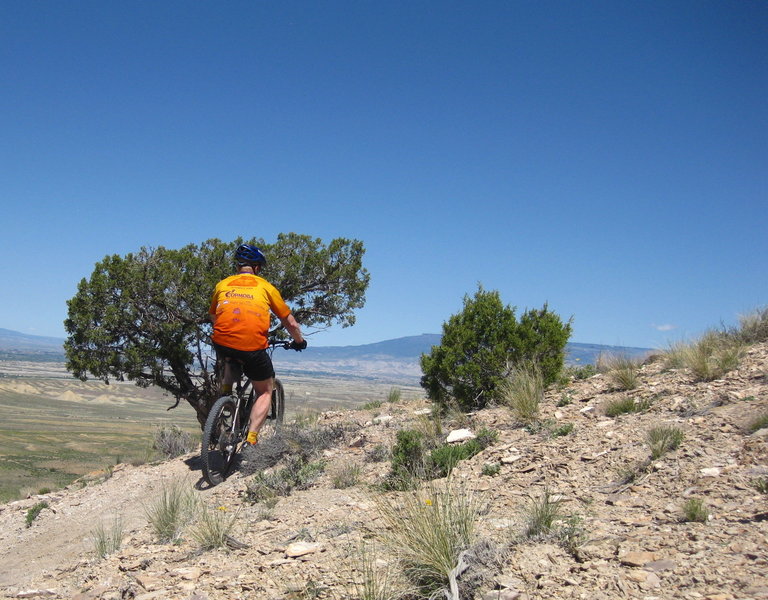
[1, 1, 766, 350]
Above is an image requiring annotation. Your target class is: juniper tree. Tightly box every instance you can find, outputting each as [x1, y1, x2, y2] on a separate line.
[65, 234, 369, 425]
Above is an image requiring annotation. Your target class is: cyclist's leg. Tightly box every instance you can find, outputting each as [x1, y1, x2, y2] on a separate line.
[241, 349, 276, 444]
[247, 378, 274, 437]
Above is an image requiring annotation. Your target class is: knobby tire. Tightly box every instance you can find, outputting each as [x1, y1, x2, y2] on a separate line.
[201, 395, 239, 487]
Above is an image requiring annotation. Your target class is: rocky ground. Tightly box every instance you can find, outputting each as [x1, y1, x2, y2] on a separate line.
[0, 344, 766, 600]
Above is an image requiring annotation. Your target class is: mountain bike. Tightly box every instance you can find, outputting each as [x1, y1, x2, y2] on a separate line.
[201, 339, 291, 486]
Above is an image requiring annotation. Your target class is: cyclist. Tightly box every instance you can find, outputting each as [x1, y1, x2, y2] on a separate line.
[209, 243, 306, 446]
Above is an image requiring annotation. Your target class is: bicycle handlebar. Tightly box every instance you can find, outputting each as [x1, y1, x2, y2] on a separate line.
[268, 338, 293, 350]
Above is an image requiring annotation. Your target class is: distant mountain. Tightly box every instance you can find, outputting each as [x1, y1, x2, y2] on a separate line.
[0, 328, 66, 359]
[277, 333, 651, 365]
[295, 333, 443, 359]
[0, 328, 651, 380]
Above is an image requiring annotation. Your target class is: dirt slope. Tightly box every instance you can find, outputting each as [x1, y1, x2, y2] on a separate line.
[1, 344, 766, 600]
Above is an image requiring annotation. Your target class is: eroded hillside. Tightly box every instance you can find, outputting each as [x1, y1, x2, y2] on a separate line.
[1, 344, 766, 600]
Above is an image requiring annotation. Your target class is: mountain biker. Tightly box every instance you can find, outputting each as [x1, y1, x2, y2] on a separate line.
[209, 243, 306, 446]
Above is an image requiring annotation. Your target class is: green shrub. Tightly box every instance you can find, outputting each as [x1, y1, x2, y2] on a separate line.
[362, 399, 383, 410]
[551, 423, 574, 438]
[387, 429, 430, 488]
[429, 441, 482, 478]
[482, 463, 501, 477]
[386, 427, 497, 486]
[420, 286, 571, 411]
[474, 427, 499, 447]
[25, 501, 48, 528]
[751, 477, 768, 494]
[646, 426, 684, 460]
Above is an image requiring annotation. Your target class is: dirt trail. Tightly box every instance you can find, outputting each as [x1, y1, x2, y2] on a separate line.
[0, 455, 205, 588]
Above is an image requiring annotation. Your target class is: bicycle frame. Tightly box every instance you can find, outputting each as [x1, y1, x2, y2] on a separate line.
[201, 338, 291, 486]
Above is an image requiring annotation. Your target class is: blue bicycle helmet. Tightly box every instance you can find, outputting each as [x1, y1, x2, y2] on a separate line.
[235, 244, 267, 266]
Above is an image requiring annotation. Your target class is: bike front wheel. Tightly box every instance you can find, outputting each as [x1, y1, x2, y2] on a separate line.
[201, 396, 240, 486]
[271, 379, 285, 424]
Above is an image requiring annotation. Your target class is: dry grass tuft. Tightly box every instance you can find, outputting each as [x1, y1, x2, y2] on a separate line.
[145, 479, 195, 543]
[646, 425, 684, 460]
[92, 515, 124, 558]
[378, 480, 480, 596]
[599, 354, 642, 390]
[664, 330, 746, 381]
[501, 363, 544, 424]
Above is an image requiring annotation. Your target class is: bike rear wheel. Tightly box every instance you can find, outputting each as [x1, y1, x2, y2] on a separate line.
[201, 396, 240, 486]
[271, 378, 285, 424]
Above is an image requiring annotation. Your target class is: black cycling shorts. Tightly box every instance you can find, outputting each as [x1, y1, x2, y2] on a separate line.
[213, 343, 275, 382]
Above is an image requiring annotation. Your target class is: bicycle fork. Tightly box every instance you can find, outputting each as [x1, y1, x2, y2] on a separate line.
[222, 397, 243, 454]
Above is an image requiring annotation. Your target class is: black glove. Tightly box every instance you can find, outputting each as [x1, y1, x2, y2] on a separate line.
[289, 339, 307, 352]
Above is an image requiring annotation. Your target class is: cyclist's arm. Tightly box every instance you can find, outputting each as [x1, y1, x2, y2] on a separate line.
[280, 313, 304, 344]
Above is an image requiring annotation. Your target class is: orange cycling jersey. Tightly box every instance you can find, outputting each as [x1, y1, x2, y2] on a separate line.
[209, 274, 291, 351]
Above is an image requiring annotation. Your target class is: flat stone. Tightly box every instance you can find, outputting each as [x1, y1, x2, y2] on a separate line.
[625, 570, 649, 583]
[700, 467, 721, 477]
[135, 574, 163, 591]
[501, 454, 522, 464]
[413, 408, 432, 415]
[372, 415, 393, 424]
[447, 429, 476, 443]
[641, 571, 661, 589]
[172, 567, 202, 580]
[644, 559, 677, 572]
[285, 542, 322, 558]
